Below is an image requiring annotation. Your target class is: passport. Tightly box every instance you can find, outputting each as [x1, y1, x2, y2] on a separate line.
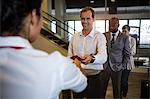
[70, 55, 83, 61]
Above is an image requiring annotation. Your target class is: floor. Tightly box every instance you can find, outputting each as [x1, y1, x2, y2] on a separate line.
[106, 72, 149, 99]
[60, 72, 149, 99]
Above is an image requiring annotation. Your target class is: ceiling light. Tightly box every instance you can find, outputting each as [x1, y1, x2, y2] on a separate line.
[111, 0, 115, 2]
[90, 0, 94, 3]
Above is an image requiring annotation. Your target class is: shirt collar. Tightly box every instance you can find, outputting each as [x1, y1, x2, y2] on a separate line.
[0, 36, 33, 49]
[111, 30, 119, 37]
[80, 28, 95, 38]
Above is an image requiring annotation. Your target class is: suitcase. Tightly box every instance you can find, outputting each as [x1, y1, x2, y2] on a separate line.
[140, 80, 150, 99]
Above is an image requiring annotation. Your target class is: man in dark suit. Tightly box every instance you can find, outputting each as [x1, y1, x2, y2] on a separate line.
[101, 17, 131, 99]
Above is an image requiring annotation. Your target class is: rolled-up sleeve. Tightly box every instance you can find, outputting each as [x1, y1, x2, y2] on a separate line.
[59, 54, 87, 92]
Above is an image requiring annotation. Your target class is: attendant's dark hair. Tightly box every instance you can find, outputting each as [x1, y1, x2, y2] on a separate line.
[122, 25, 130, 31]
[1, 0, 42, 36]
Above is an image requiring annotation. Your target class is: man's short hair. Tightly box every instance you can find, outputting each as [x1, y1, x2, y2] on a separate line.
[80, 6, 95, 18]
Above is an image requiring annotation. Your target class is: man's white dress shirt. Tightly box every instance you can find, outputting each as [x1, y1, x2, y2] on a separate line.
[0, 36, 87, 99]
[68, 29, 107, 75]
[111, 30, 119, 41]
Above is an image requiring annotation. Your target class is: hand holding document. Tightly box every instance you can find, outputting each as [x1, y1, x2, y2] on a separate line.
[71, 55, 83, 61]
[71, 55, 87, 76]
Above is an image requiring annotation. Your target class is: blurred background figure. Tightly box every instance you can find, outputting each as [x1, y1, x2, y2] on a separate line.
[121, 25, 136, 99]
[102, 17, 131, 99]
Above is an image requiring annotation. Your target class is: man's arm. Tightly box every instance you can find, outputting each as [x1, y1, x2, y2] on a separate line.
[123, 35, 131, 68]
[94, 33, 107, 64]
[131, 37, 136, 55]
[81, 33, 107, 65]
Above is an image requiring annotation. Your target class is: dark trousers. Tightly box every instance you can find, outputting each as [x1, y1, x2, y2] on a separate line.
[121, 69, 131, 97]
[73, 72, 104, 99]
[100, 66, 122, 99]
[62, 90, 72, 99]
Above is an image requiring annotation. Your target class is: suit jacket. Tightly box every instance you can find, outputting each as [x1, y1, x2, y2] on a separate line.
[103, 31, 131, 72]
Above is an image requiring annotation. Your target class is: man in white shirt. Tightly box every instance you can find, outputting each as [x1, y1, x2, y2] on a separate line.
[68, 6, 107, 98]
[0, 0, 87, 99]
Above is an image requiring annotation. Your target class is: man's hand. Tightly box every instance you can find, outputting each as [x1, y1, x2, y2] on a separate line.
[81, 54, 93, 65]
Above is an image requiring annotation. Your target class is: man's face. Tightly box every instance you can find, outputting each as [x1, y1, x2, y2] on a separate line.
[80, 10, 94, 31]
[109, 19, 119, 33]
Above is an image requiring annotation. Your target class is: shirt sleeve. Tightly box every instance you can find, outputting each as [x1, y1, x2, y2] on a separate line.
[59, 53, 87, 92]
[131, 37, 136, 55]
[94, 33, 107, 65]
[122, 35, 131, 68]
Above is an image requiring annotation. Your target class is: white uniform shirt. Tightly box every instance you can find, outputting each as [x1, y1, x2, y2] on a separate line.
[0, 36, 87, 99]
[68, 29, 107, 75]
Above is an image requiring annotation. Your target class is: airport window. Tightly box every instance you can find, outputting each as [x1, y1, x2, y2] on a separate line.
[51, 21, 56, 33]
[130, 27, 140, 45]
[130, 27, 139, 35]
[129, 19, 140, 27]
[68, 21, 75, 34]
[140, 19, 150, 45]
[68, 21, 75, 40]
[128, 19, 140, 46]
[75, 21, 82, 32]
[68, 21, 82, 40]
[95, 20, 105, 33]
[106, 20, 109, 32]
[119, 20, 128, 31]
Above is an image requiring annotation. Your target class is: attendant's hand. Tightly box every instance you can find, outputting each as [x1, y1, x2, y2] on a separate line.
[73, 58, 81, 68]
[73, 57, 88, 76]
